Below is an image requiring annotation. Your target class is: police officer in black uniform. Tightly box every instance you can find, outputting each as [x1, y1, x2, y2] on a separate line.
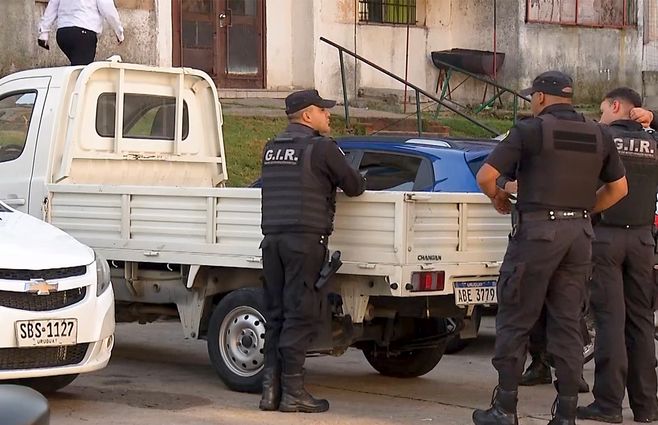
[472, 71, 628, 425]
[577, 88, 658, 424]
[258, 89, 366, 413]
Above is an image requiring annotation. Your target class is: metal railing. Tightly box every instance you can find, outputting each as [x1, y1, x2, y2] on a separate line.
[431, 58, 530, 121]
[320, 37, 503, 137]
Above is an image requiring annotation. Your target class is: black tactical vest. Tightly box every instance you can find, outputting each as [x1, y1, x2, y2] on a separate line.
[518, 114, 604, 210]
[260, 136, 335, 235]
[599, 126, 658, 227]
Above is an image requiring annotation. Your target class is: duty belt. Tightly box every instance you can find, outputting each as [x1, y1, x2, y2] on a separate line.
[520, 209, 589, 222]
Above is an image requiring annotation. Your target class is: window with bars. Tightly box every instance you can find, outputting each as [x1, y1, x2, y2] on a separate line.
[526, 0, 638, 28]
[358, 0, 417, 25]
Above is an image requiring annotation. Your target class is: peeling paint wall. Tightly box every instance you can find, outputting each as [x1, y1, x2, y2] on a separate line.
[309, 0, 454, 101]
[0, 0, 162, 78]
[515, 1, 644, 103]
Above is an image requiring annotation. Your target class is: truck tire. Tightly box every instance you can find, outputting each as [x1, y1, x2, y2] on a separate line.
[17, 374, 79, 393]
[207, 287, 267, 393]
[445, 307, 482, 354]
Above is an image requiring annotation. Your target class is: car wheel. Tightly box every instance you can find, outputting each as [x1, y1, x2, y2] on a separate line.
[207, 287, 267, 393]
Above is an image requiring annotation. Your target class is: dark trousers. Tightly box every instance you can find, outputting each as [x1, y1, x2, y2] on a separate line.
[528, 308, 548, 358]
[528, 301, 591, 361]
[493, 218, 592, 396]
[261, 233, 327, 374]
[56, 26, 98, 66]
[589, 225, 657, 416]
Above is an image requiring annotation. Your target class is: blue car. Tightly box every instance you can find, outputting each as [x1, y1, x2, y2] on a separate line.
[251, 135, 496, 192]
[335, 136, 495, 193]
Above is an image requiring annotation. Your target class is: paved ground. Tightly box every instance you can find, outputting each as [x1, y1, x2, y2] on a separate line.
[46, 316, 643, 425]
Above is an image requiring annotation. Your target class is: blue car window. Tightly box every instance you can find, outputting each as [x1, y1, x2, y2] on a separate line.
[359, 151, 422, 191]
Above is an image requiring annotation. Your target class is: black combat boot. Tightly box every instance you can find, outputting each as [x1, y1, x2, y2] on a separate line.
[279, 371, 329, 413]
[472, 387, 519, 425]
[258, 366, 281, 411]
[520, 354, 552, 386]
[548, 396, 578, 425]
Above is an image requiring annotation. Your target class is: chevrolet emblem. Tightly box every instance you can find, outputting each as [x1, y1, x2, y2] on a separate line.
[24, 279, 59, 296]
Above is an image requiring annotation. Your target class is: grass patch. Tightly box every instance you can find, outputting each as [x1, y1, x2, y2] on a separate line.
[434, 116, 514, 138]
[222, 116, 364, 187]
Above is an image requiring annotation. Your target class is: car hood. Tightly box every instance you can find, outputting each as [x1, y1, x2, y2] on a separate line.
[0, 209, 94, 270]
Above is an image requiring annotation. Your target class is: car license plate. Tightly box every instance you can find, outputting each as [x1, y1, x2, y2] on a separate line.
[454, 281, 497, 305]
[15, 319, 77, 347]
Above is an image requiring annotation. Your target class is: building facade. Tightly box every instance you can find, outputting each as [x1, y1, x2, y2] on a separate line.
[2, 0, 652, 104]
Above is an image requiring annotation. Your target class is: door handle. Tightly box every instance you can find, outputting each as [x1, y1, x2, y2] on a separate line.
[219, 9, 232, 28]
[2, 198, 26, 207]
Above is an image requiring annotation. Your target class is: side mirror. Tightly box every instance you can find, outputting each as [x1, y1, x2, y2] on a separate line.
[0, 385, 50, 425]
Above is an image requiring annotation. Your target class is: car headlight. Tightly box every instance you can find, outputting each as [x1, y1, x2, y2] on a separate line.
[95, 252, 111, 297]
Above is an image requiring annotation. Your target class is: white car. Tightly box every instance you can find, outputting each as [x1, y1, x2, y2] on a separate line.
[0, 201, 114, 392]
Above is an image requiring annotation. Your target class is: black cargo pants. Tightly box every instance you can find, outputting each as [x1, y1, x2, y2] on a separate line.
[261, 233, 327, 374]
[589, 225, 657, 417]
[493, 217, 593, 396]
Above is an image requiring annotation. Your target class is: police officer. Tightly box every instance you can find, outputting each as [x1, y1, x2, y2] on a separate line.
[473, 71, 628, 425]
[577, 88, 658, 424]
[495, 180, 591, 394]
[259, 89, 366, 413]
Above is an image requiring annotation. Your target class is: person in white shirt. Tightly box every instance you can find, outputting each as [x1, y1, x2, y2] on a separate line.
[37, 0, 125, 66]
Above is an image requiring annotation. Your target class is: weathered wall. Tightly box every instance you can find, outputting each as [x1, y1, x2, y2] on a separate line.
[0, 0, 161, 78]
[309, 0, 454, 101]
[434, 0, 521, 105]
[264, 0, 314, 90]
[516, 1, 644, 103]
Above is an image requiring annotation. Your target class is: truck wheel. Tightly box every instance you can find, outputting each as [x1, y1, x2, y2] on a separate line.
[17, 374, 79, 393]
[445, 307, 482, 354]
[207, 287, 267, 393]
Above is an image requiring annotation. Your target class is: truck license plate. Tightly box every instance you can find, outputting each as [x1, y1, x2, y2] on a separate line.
[15, 319, 77, 347]
[454, 281, 497, 305]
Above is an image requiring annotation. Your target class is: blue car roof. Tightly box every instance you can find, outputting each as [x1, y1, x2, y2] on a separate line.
[336, 135, 496, 161]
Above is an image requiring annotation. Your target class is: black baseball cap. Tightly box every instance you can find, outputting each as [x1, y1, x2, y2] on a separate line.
[285, 89, 336, 115]
[519, 71, 574, 98]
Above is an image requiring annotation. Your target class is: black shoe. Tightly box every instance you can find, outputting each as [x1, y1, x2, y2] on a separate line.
[577, 402, 623, 423]
[548, 396, 578, 425]
[520, 358, 552, 386]
[279, 371, 329, 413]
[578, 375, 590, 393]
[472, 387, 519, 425]
[259, 366, 281, 411]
